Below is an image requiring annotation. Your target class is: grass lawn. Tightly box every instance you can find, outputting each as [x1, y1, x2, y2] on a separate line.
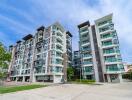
[70, 79, 95, 85]
[0, 84, 46, 94]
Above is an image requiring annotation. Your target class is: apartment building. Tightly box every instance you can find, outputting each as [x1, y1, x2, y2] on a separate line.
[8, 22, 72, 83]
[72, 51, 81, 78]
[78, 14, 124, 82]
[66, 31, 72, 67]
[72, 51, 81, 68]
[78, 21, 102, 82]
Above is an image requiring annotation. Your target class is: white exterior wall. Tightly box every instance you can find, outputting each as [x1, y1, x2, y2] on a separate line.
[94, 13, 124, 82]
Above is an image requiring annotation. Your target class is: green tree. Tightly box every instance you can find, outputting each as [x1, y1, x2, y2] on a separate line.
[67, 67, 74, 81]
[0, 42, 11, 81]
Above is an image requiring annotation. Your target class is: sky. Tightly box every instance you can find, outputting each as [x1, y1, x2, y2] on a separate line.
[0, 0, 132, 63]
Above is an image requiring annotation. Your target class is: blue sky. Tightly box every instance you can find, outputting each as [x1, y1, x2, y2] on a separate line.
[0, 0, 132, 63]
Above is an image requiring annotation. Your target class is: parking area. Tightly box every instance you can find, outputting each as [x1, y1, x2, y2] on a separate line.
[0, 82, 132, 100]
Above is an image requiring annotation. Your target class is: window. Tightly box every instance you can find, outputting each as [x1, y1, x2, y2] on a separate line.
[99, 26, 109, 32]
[106, 64, 119, 71]
[51, 44, 55, 49]
[80, 27, 88, 33]
[100, 33, 111, 39]
[55, 66, 62, 72]
[37, 55, 41, 59]
[98, 20, 108, 26]
[102, 40, 112, 46]
[103, 48, 114, 54]
[84, 66, 93, 72]
[56, 58, 62, 64]
[56, 51, 62, 57]
[37, 48, 41, 53]
[104, 56, 117, 62]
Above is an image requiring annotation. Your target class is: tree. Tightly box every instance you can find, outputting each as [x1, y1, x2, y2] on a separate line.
[0, 42, 11, 81]
[67, 67, 74, 81]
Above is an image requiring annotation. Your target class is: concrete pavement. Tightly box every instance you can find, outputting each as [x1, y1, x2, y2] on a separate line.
[0, 82, 132, 100]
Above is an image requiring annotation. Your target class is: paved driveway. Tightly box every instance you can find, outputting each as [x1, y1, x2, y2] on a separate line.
[0, 82, 132, 100]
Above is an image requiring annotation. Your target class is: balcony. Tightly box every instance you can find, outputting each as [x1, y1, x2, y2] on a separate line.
[100, 33, 113, 40]
[79, 27, 88, 33]
[81, 46, 91, 51]
[83, 61, 93, 65]
[55, 59, 63, 65]
[106, 68, 120, 72]
[56, 44, 63, 52]
[34, 59, 44, 68]
[56, 38, 63, 45]
[36, 41, 43, 48]
[83, 66, 94, 74]
[104, 57, 122, 63]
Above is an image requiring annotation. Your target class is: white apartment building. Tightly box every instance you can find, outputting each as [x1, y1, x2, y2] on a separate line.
[78, 14, 124, 82]
[8, 22, 72, 83]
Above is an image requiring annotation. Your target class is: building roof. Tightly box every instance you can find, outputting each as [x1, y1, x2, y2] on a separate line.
[66, 31, 72, 37]
[9, 45, 13, 47]
[16, 40, 22, 43]
[37, 26, 45, 31]
[23, 34, 33, 40]
[78, 21, 90, 28]
[95, 13, 113, 23]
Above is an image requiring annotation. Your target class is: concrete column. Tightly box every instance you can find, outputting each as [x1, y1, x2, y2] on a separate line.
[22, 76, 25, 82]
[15, 77, 18, 82]
[107, 74, 111, 82]
[119, 74, 123, 83]
[32, 75, 36, 82]
[53, 75, 56, 83]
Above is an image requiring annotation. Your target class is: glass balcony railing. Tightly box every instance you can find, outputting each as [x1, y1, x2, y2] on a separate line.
[79, 28, 88, 33]
[102, 41, 112, 46]
[83, 66, 93, 73]
[106, 68, 119, 71]
[103, 50, 115, 54]
[83, 62, 93, 65]
[81, 40, 90, 45]
[83, 54, 92, 58]
[101, 33, 112, 39]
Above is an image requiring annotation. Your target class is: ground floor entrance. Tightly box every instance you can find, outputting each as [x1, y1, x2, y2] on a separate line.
[35, 75, 63, 83]
[83, 74, 95, 80]
[10, 76, 30, 82]
[104, 74, 122, 83]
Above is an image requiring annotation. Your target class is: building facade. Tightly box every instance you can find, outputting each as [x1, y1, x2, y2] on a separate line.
[72, 51, 81, 68]
[72, 51, 81, 78]
[8, 22, 72, 83]
[78, 14, 124, 82]
[66, 31, 72, 67]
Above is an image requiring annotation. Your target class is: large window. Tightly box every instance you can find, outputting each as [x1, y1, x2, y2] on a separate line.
[56, 51, 62, 57]
[104, 56, 117, 62]
[56, 58, 62, 64]
[79, 27, 88, 33]
[55, 66, 62, 73]
[100, 33, 112, 39]
[106, 64, 119, 71]
[84, 66, 93, 73]
[103, 48, 114, 54]
[83, 59, 93, 65]
[102, 40, 112, 46]
[99, 26, 109, 32]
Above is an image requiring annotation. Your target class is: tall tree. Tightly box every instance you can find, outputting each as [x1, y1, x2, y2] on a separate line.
[0, 42, 11, 80]
[67, 67, 74, 81]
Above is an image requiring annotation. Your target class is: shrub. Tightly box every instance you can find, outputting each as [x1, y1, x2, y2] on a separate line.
[75, 79, 95, 84]
[122, 72, 132, 80]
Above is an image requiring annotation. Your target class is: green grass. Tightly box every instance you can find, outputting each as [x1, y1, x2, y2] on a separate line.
[0, 84, 46, 94]
[70, 79, 95, 84]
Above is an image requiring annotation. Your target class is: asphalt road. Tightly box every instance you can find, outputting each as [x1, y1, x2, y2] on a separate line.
[0, 82, 132, 100]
